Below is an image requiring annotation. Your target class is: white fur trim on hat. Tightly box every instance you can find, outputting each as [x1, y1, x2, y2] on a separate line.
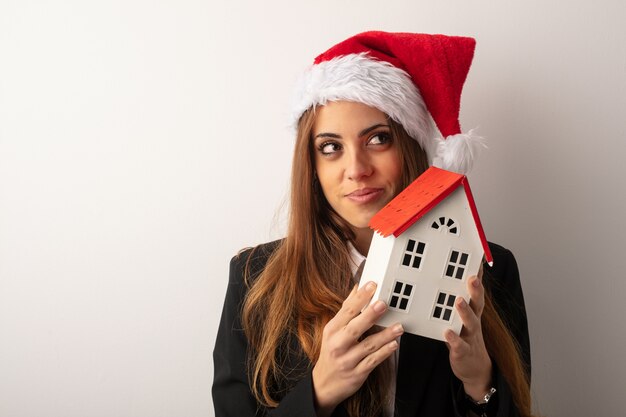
[291, 53, 434, 154]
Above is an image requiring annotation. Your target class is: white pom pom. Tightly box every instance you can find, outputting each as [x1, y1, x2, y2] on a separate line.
[432, 129, 487, 174]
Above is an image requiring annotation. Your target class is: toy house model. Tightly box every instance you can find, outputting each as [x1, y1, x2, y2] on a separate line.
[358, 166, 493, 342]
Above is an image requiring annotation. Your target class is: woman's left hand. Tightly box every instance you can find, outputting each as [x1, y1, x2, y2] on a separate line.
[444, 264, 493, 402]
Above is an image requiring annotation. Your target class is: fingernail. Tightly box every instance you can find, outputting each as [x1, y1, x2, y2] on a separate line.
[393, 323, 404, 334]
[458, 298, 467, 308]
[373, 300, 386, 313]
[473, 277, 481, 287]
[366, 281, 377, 292]
[388, 340, 399, 350]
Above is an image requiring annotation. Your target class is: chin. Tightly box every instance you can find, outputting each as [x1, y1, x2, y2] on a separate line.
[337, 206, 384, 230]
[347, 214, 376, 229]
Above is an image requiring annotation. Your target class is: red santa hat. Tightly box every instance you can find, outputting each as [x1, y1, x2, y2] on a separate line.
[292, 31, 485, 174]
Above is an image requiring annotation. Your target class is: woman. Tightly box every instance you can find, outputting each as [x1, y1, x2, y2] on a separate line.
[213, 31, 533, 417]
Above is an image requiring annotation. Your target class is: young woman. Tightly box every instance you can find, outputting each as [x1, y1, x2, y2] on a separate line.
[213, 31, 533, 417]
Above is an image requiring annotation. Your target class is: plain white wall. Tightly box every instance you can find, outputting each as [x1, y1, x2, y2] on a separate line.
[1, 1, 624, 416]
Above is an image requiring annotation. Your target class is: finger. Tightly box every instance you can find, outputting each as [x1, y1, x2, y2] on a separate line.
[327, 281, 377, 332]
[339, 323, 401, 370]
[341, 295, 392, 340]
[444, 329, 470, 358]
[346, 323, 404, 363]
[467, 275, 485, 317]
[354, 338, 399, 375]
[455, 296, 481, 334]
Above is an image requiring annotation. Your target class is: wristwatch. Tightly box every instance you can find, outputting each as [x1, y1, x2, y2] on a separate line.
[466, 387, 496, 417]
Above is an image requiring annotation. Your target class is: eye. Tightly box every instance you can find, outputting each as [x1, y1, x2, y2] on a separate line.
[367, 132, 392, 146]
[318, 141, 342, 155]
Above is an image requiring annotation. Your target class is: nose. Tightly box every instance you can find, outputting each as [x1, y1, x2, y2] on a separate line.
[345, 148, 373, 181]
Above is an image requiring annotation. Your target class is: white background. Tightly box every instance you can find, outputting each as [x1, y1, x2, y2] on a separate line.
[1, 1, 625, 416]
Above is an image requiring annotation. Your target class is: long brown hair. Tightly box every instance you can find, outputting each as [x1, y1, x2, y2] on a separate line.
[242, 108, 533, 417]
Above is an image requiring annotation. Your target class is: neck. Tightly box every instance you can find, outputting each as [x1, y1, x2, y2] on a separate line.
[352, 227, 374, 256]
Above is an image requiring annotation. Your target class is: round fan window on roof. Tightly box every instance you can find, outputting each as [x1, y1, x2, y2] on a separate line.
[430, 217, 459, 236]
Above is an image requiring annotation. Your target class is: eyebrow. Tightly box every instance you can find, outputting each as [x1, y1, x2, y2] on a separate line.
[313, 123, 390, 140]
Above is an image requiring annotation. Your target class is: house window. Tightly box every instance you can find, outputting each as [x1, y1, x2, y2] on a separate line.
[444, 250, 469, 280]
[388, 280, 414, 312]
[432, 291, 456, 322]
[431, 216, 459, 236]
[401, 239, 426, 269]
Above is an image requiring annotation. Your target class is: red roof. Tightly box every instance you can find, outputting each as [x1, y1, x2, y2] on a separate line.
[369, 166, 493, 264]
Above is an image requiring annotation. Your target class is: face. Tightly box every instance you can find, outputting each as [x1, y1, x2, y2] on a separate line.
[312, 101, 403, 233]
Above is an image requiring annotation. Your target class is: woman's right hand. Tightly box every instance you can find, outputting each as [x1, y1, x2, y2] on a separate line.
[312, 281, 404, 417]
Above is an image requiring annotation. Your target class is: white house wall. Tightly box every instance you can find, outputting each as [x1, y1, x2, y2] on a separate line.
[359, 231, 395, 304]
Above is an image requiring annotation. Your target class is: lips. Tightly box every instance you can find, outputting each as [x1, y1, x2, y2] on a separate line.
[345, 187, 384, 204]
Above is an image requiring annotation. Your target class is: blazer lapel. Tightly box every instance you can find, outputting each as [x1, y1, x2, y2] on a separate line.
[394, 333, 443, 417]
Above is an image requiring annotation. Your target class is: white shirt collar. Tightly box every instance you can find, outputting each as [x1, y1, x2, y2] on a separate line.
[347, 241, 366, 277]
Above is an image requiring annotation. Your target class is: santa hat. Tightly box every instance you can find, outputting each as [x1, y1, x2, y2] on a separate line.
[291, 31, 485, 174]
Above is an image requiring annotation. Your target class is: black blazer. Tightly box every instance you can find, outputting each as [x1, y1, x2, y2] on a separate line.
[213, 240, 530, 417]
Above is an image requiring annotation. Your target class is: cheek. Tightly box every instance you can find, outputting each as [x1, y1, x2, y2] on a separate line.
[316, 173, 337, 201]
[383, 154, 404, 192]
[315, 160, 340, 191]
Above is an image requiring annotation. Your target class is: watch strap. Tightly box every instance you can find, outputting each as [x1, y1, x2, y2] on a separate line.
[466, 387, 497, 417]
